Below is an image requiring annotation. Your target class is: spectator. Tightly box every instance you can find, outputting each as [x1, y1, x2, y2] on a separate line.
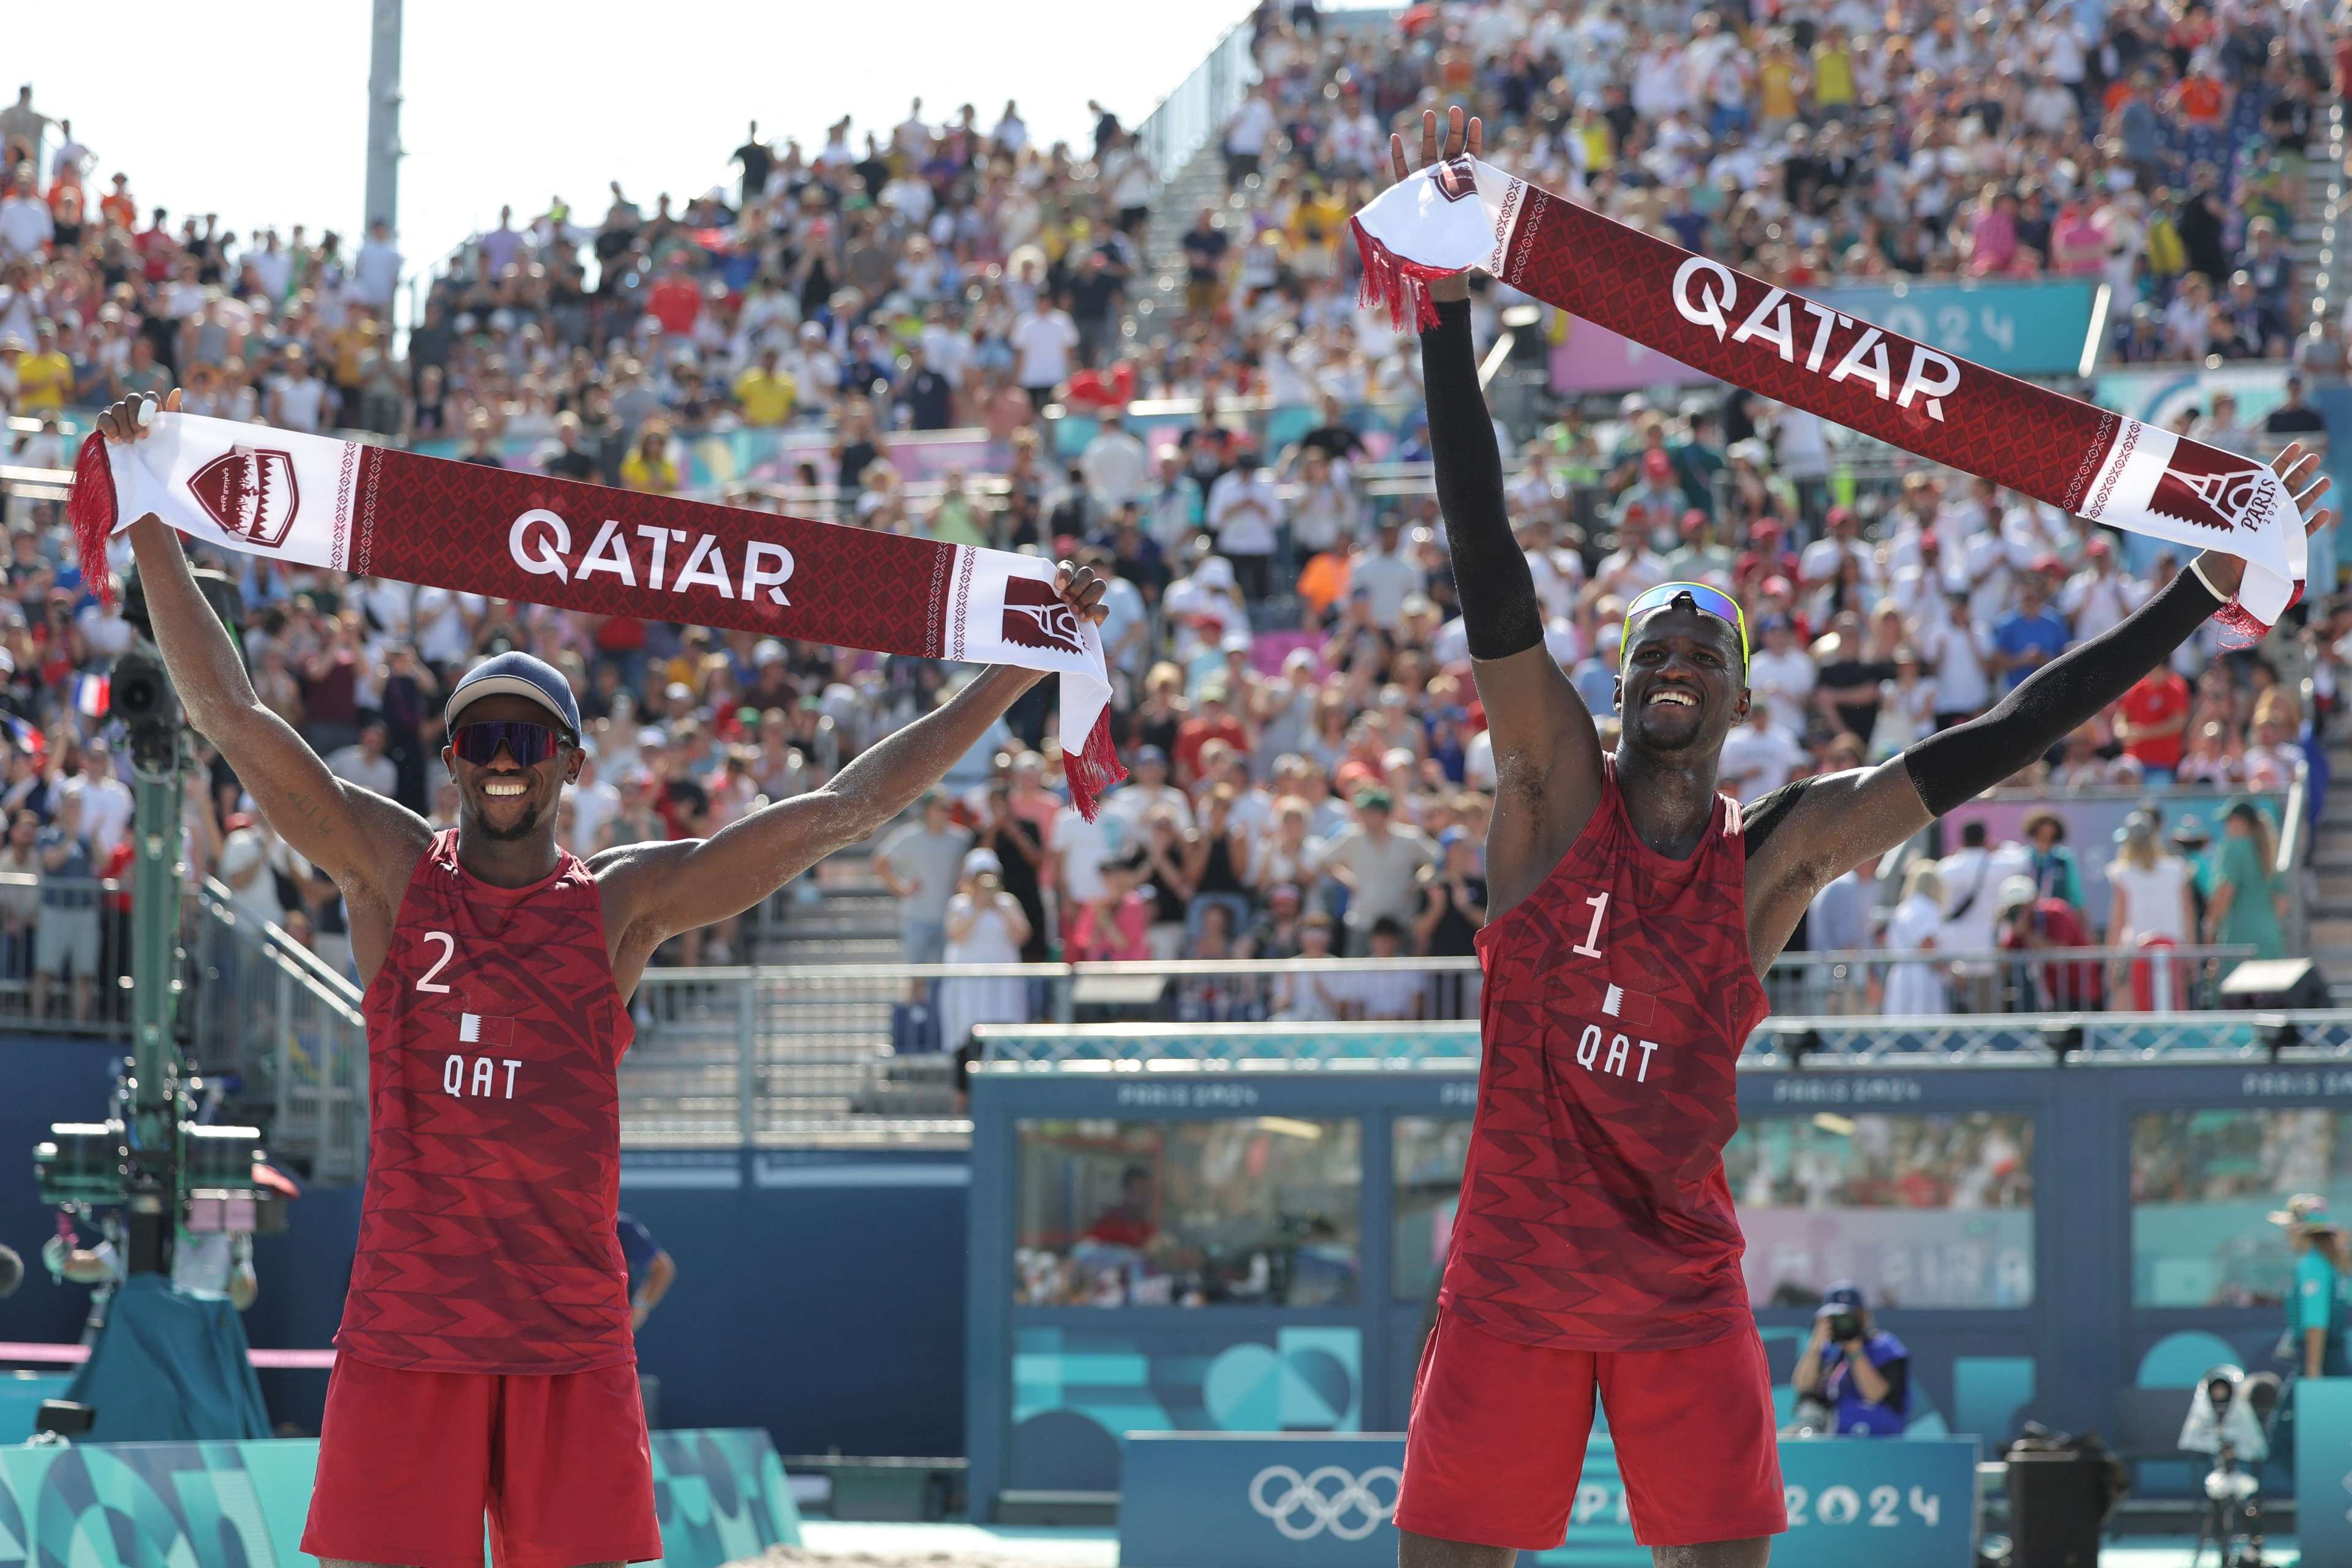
[874, 791, 969, 963]
[325, 720, 398, 799]
[2204, 799, 2286, 965]
[1997, 873, 2101, 1009]
[2020, 809, 2087, 913]
[1323, 788, 1436, 955]
[32, 791, 97, 1023]
[940, 848, 1031, 1059]
[1882, 862, 1948, 1016]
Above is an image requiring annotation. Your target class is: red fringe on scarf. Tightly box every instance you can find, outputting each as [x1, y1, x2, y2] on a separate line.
[1351, 217, 1449, 333]
[1066, 707, 1126, 823]
[67, 432, 120, 608]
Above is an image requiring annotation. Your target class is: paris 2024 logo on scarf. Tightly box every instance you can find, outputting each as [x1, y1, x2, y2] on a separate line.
[2150, 442, 2277, 535]
[187, 447, 301, 548]
[1000, 575, 1085, 655]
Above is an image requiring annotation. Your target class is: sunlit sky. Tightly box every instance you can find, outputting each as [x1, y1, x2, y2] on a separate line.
[14, 1, 1253, 286]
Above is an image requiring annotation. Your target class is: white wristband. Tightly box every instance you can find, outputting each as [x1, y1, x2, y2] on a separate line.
[2188, 558, 2228, 602]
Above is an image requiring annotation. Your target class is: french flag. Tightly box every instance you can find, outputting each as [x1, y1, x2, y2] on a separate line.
[72, 674, 110, 720]
[0, 712, 44, 764]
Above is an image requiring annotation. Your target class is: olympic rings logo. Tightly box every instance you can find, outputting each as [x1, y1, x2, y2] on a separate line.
[1247, 1463, 1403, 1540]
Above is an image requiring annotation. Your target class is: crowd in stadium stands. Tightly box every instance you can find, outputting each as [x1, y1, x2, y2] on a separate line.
[0, 0, 2339, 1030]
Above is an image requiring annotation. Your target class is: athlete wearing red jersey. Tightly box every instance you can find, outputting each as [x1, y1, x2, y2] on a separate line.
[1389, 109, 2334, 1568]
[96, 390, 1109, 1568]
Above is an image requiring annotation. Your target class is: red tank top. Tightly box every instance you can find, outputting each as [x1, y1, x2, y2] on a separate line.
[1441, 758, 1768, 1352]
[341, 830, 635, 1374]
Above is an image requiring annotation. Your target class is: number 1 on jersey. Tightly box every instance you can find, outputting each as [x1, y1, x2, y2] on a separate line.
[1572, 893, 1608, 959]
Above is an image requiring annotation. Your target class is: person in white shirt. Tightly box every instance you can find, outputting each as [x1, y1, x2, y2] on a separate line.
[1102, 747, 1194, 835]
[1798, 506, 1879, 598]
[352, 220, 402, 313]
[1052, 797, 1117, 920]
[1349, 521, 1425, 625]
[1161, 556, 1247, 664]
[61, 745, 135, 861]
[325, 722, 399, 798]
[1206, 464, 1281, 600]
[1080, 410, 1149, 511]
[1011, 297, 1080, 405]
[1745, 616, 1817, 736]
[0, 187, 54, 264]
[2058, 537, 2146, 640]
[1719, 705, 1805, 798]
[1223, 91, 1278, 186]
[566, 752, 623, 855]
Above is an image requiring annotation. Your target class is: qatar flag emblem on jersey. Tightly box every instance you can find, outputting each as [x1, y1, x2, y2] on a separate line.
[454, 1011, 515, 1047]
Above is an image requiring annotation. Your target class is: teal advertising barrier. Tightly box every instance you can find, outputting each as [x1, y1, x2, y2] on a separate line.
[1815, 279, 2103, 378]
[1118, 1431, 1979, 1568]
[1550, 279, 2103, 392]
[2294, 1378, 2352, 1565]
[0, 1428, 801, 1568]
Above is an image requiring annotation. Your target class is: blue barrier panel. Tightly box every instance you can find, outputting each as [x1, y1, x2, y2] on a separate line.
[1118, 1431, 1977, 1568]
[2296, 1377, 2352, 1566]
[0, 1427, 799, 1568]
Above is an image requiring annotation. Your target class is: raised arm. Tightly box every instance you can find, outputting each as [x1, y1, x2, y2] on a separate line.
[594, 564, 1107, 986]
[1747, 445, 2334, 963]
[1400, 107, 1604, 918]
[100, 394, 427, 904]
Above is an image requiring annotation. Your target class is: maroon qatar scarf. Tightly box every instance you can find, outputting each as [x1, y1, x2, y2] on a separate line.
[1351, 157, 2307, 637]
[68, 413, 1123, 815]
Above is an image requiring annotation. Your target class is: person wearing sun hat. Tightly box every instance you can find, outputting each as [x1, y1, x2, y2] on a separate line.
[2272, 1194, 2352, 1379]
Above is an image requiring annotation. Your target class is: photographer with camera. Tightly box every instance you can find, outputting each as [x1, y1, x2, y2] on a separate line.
[1791, 1281, 1912, 1436]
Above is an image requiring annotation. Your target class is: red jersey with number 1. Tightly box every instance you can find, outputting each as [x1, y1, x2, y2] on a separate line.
[1441, 758, 1768, 1352]
[341, 829, 636, 1374]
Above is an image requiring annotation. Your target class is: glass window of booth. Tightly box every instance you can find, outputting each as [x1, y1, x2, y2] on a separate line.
[1729, 1112, 2036, 1308]
[1014, 1118, 1362, 1308]
[2131, 1108, 2352, 1307]
[1394, 1112, 2033, 1308]
[1395, 1117, 1475, 1305]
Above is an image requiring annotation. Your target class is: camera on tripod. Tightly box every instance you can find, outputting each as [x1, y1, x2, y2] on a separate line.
[2177, 1363, 2281, 1567]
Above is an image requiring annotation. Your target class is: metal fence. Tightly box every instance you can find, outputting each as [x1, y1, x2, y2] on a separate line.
[978, 1006, 2352, 1071]
[1134, 14, 1261, 183]
[0, 873, 133, 1033]
[184, 884, 370, 1184]
[611, 946, 2266, 1143]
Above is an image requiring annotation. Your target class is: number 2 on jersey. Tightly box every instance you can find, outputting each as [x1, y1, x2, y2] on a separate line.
[1571, 893, 1608, 959]
[416, 931, 456, 993]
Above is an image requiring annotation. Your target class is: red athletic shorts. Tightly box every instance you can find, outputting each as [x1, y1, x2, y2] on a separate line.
[1396, 1309, 1787, 1550]
[301, 1354, 663, 1568]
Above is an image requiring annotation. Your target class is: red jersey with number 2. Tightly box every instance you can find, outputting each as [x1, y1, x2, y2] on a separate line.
[1441, 758, 1768, 1352]
[341, 829, 635, 1374]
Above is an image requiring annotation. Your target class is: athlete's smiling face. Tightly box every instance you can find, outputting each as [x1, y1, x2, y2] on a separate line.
[1615, 603, 1749, 757]
[443, 693, 582, 846]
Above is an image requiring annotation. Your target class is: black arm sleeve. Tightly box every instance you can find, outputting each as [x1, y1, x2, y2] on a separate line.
[1902, 567, 2224, 816]
[1741, 777, 1815, 856]
[1419, 298, 1543, 661]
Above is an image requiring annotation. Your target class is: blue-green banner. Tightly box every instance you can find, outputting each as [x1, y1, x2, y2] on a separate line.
[2296, 1377, 2352, 1566]
[0, 1428, 799, 1568]
[1118, 1431, 1977, 1568]
[1815, 278, 2103, 377]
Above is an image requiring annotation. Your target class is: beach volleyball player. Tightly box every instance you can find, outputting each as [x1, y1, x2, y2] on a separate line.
[96, 390, 1106, 1568]
[1389, 110, 2332, 1568]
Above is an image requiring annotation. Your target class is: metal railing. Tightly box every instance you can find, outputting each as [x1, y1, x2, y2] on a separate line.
[0, 873, 131, 1033]
[1134, 15, 1261, 184]
[184, 883, 369, 1184]
[978, 1005, 2352, 1071]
